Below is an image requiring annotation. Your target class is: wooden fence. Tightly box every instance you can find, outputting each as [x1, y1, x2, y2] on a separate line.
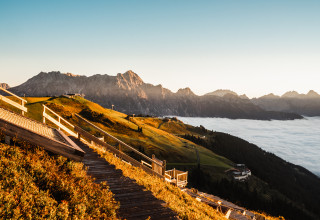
[42, 105, 78, 137]
[0, 87, 27, 115]
[75, 114, 167, 177]
[41, 107, 187, 183]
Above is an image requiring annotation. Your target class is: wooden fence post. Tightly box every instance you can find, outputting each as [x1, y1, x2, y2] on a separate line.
[5, 135, 11, 145]
[162, 160, 166, 176]
[58, 117, 61, 130]
[152, 154, 155, 171]
[43, 106, 46, 124]
[21, 101, 25, 116]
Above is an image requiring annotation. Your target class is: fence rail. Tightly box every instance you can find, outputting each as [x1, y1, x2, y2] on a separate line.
[0, 87, 27, 115]
[41, 108, 187, 183]
[75, 125, 164, 179]
[75, 114, 165, 169]
[42, 105, 78, 137]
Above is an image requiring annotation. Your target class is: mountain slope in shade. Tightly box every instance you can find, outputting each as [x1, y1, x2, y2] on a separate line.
[10, 71, 302, 120]
[253, 90, 320, 116]
[0, 83, 10, 90]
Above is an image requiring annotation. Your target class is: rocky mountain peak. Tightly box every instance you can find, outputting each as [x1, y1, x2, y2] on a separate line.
[116, 70, 144, 90]
[64, 72, 80, 77]
[239, 94, 249, 99]
[205, 89, 238, 97]
[306, 90, 320, 98]
[260, 93, 280, 99]
[176, 87, 195, 96]
[281, 91, 300, 98]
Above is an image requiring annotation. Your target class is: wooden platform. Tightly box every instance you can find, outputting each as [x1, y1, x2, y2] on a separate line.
[182, 188, 256, 220]
[70, 137, 178, 220]
[0, 107, 84, 161]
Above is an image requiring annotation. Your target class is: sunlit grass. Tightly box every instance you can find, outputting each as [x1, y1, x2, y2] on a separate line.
[24, 96, 233, 168]
[0, 136, 119, 219]
[90, 144, 226, 220]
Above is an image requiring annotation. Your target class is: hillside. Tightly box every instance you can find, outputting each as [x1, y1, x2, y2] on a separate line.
[0, 136, 119, 219]
[22, 96, 232, 169]
[14, 96, 318, 219]
[182, 132, 320, 220]
[10, 71, 302, 120]
[0, 98, 231, 219]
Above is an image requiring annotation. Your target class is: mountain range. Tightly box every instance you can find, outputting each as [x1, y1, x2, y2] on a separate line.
[5, 70, 311, 120]
[251, 91, 320, 116]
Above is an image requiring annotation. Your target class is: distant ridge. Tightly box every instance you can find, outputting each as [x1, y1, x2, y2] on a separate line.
[10, 71, 302, 120]
[252, 90, 320, 116]
[205, 89, 238, 97]
[281, 91, 301, 98]
[205, 89, 250, 100]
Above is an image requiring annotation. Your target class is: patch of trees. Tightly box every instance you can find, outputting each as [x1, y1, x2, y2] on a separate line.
[188, 168, 310, 220]
[79, 108, 113, 127]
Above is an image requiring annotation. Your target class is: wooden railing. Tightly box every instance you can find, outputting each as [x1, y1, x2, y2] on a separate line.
[165, 168, 188, 187]
[75, 114, 166, 176]
[74, 125, 165, 179]
[41, 108, 187, 182]
[42, 105, 78, 137]
[0, 87, 27, 115]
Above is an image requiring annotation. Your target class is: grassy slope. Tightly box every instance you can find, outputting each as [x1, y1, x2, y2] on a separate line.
[0, 137, 119, 219]
[25, 96, 232, 170]
[91, 144, 226, 220]
[21, 96, 282, 219]
[19, 97, 230, 219]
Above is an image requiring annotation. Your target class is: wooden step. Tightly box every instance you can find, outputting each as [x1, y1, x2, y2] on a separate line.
[74, 139, 178, 220]
[120, 200, 165, 209]
[120, 206, 177, 219]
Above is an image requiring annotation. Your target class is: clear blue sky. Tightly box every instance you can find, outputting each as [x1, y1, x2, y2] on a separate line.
[1, 0, 320, 97]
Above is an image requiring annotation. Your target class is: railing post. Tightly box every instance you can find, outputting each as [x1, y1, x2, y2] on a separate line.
[162, 160, 166, 176]
[21, 101, 25, 116]
[119, 143, 122, 152]
[152, 154, 155, 171]
[43, 106, 46, 124]
[58, 117, 61, 130]
[5, 135, 11, 145]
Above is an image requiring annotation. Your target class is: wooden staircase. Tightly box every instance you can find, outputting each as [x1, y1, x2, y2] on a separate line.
[71, 137, 179, 220]
[0, 90, 180, 219]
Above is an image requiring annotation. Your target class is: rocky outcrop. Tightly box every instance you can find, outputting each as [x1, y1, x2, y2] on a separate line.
[10, 71, 303, 120]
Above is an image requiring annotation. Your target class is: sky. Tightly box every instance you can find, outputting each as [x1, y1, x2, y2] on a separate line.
[0, 0, 320, 98]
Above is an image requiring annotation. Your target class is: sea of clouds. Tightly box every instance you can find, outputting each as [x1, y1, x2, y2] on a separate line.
[177, 116, 320, 177]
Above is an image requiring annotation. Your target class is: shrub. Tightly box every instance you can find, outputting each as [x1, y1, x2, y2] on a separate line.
[0, 138, 119, 219]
